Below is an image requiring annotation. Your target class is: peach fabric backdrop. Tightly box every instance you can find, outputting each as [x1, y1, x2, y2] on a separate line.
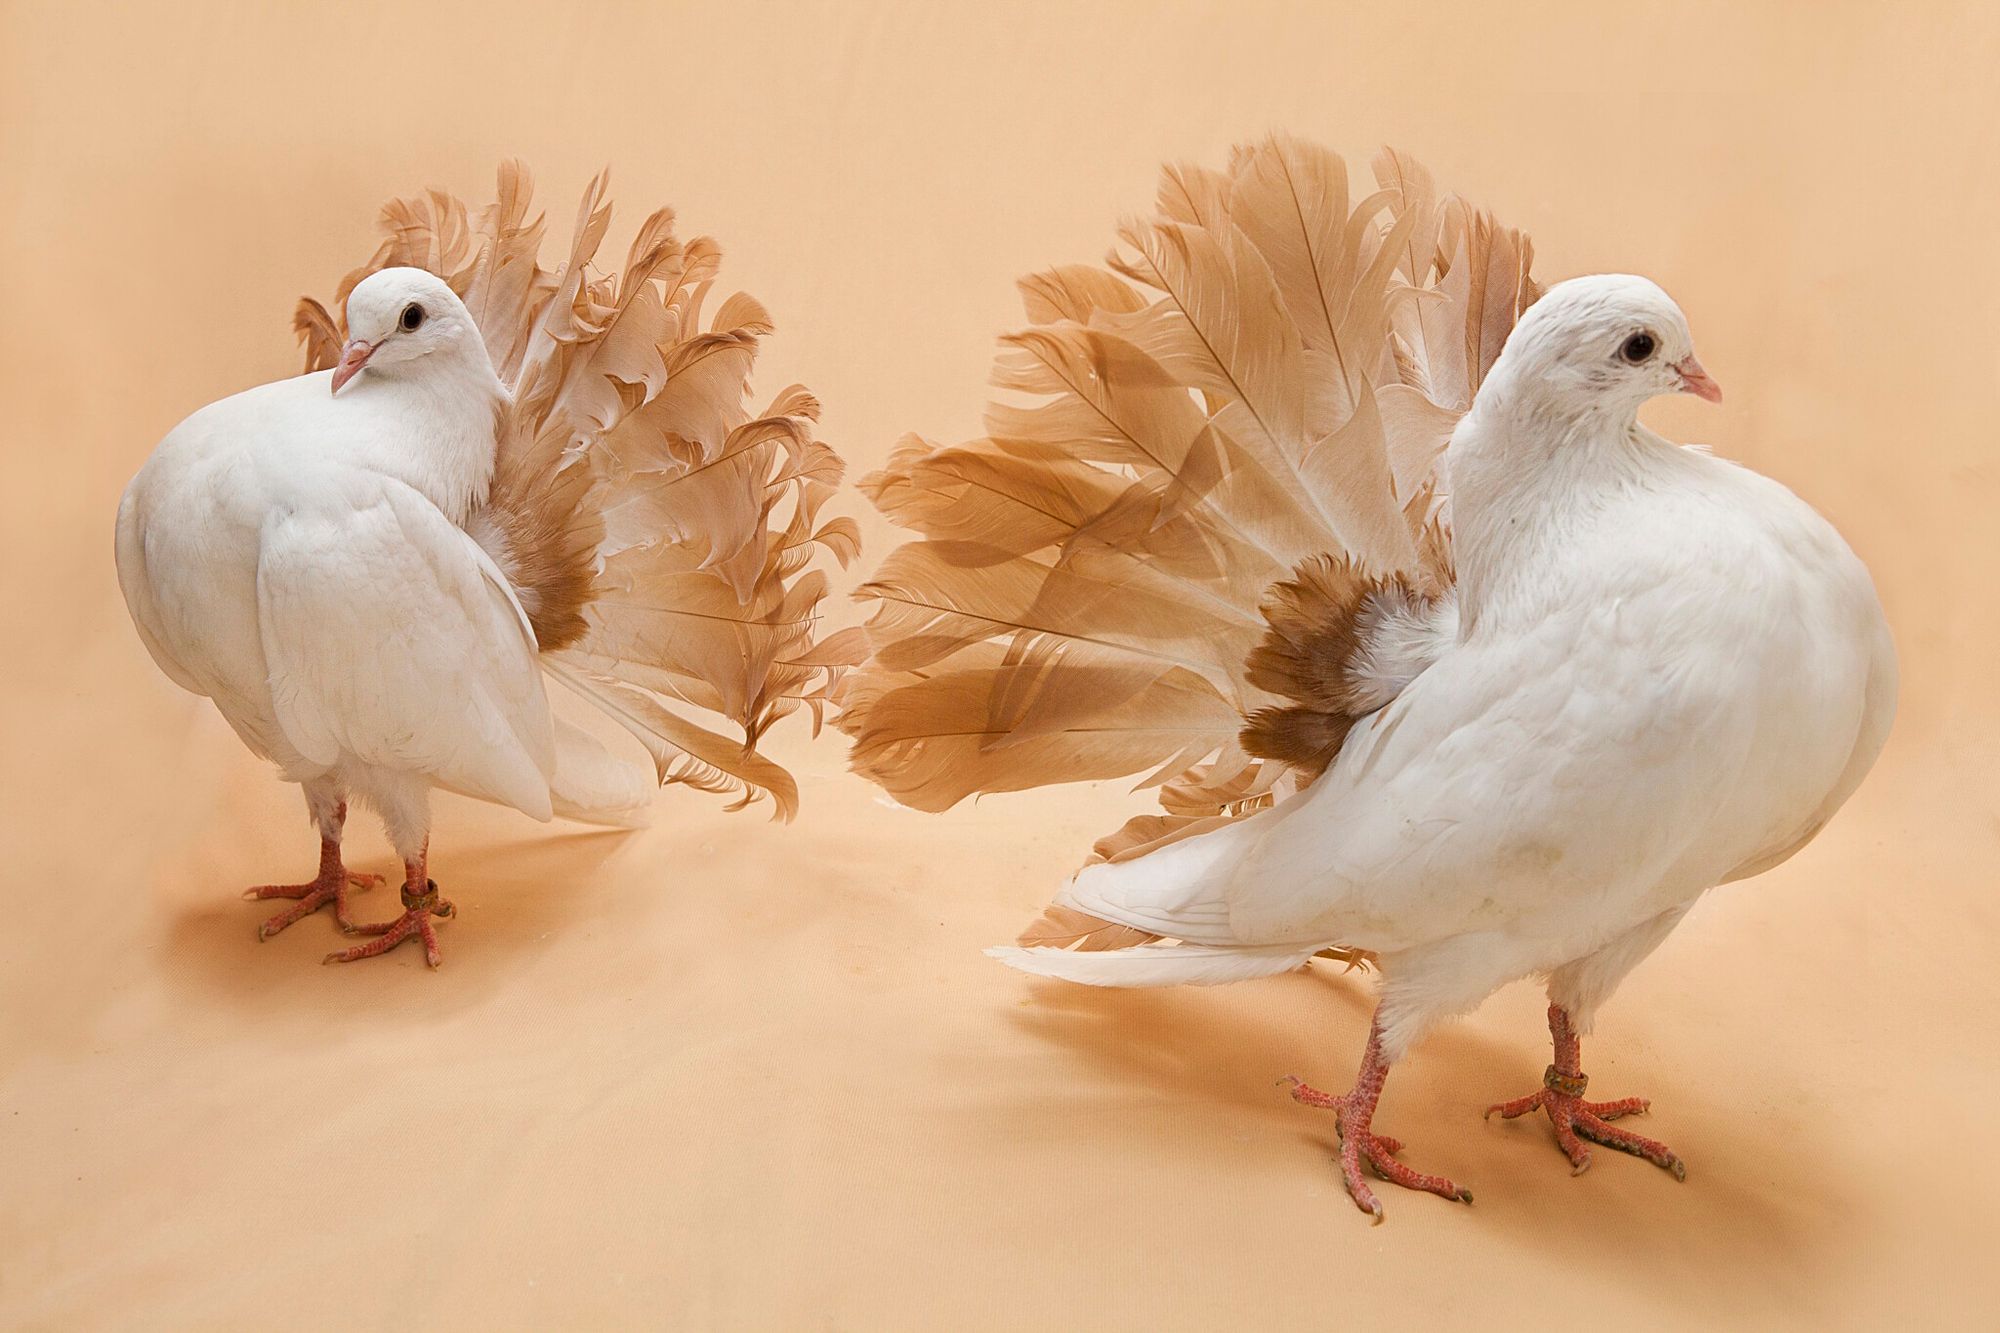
[2, 1, 1996, 1326]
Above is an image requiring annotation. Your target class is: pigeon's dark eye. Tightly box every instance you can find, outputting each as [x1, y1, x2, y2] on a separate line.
[400, 303, 425, 332]
[1620, 331, 1656, 364]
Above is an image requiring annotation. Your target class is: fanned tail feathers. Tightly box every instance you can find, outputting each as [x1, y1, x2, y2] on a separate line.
[299, 164, 860, 819]
[839, 135, 1537, 960]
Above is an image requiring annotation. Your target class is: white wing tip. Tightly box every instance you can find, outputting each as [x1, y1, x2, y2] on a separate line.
[549, 798, 654, 829]
[985, 944, 1121, 986]
[986, 942, 1319, 989]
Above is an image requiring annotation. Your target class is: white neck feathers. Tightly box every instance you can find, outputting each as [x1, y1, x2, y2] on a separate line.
[341, 340, 506, 524]
[1445, 372, 1682, 634]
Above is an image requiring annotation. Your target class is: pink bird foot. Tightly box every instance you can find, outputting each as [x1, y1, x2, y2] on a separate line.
[1283, 1018, 1473, 1222]
[1485, 1005, 1686, 1180]
[324, 879, 454, 969]
[243, 828, 384, 939]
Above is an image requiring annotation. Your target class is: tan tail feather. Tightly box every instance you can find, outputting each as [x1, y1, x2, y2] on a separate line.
[476, 418, 600, 651]
[1016, 904, 1161, 952]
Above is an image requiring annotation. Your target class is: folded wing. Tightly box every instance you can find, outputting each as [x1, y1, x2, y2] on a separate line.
[256, 474, 556, 820]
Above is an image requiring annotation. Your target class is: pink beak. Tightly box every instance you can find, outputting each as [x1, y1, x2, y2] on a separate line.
[330, 338, 378, 394]
[1674, 354, 1722, 404]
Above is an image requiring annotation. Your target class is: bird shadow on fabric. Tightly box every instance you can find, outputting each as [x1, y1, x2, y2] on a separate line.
[996, 961, 1489, 1133]
[994, 962, 1856, 1290]
[156, 825, 646, 1024]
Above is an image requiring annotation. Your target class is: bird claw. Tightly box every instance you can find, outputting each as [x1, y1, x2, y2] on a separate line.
[1485, 1082, 1684, 1180]
[242, 870, 382, 901]
[247, 870, 383, 937]
[324, 892, 453, 968]
[1285, 1076, 1471, 1216]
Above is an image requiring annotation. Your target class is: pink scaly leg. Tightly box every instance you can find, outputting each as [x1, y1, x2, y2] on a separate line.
[1282, 1014, 1474, 1223]
[243, 801, 384, 938]
[1485, 1004, 1685, 1180]
[322, 841, 453, 969]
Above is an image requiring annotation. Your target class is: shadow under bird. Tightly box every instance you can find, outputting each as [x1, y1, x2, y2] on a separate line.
[839, 136, 1896, 1218]
[116, 166, 856, 967]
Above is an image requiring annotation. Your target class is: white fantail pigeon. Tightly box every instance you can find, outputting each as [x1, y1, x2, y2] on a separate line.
[117, 167, 857, 968]
[839, 137, 1896, 1218]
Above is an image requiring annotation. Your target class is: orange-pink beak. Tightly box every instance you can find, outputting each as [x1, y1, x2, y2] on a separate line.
[1674, 354, 1722, 404]
[330, 338, 379, 394]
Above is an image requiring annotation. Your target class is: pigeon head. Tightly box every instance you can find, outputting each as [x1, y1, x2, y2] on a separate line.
[332, 268, 486, 394]
[1498, 274, 1720, 416]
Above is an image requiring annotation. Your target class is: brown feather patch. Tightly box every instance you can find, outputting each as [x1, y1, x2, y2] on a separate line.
[1238, 704, 1357, 778]
[476, 404, 600, 651]
[1239, 555, 1432, 780]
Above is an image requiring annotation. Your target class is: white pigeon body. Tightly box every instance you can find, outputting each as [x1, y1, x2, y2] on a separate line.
[115, 269, 642, 881]
[117, 170, 857, 971]
[997, 276, 1898, 1062]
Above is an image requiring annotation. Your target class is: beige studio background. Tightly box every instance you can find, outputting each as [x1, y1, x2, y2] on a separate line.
[2, 1, 1997, 1327]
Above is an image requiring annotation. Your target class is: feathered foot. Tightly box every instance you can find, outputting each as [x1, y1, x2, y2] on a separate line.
[324, 853, 454, 969]
[1283, 1017, 1473, 1222]
[244, 821, 384, 939]
[1484, 1005, 1685, 1180]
